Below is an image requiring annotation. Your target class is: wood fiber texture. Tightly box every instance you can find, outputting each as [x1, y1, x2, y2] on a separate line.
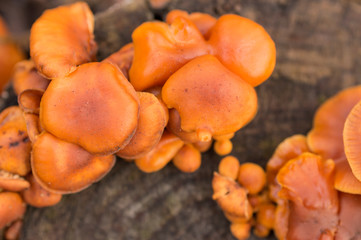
[1, 0, 361, 239]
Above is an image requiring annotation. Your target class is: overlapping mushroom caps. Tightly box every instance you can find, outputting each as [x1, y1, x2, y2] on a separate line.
[212, 156, 275, 240]
[308, 86, 361, 193]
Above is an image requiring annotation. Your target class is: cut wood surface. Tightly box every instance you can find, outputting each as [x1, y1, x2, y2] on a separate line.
[0, 0, 361, 239]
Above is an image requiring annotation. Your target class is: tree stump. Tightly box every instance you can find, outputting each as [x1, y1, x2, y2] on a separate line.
[0, 0, 360, 239]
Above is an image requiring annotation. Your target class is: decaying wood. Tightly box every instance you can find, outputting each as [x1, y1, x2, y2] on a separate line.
[0, 0, 361, 239]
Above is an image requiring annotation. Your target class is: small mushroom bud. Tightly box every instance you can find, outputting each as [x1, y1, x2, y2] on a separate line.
[214, 139, 233, 156]
[218, 156, 240, 180]
[172, 144, 201, 173]
[237, 162, 266, 195]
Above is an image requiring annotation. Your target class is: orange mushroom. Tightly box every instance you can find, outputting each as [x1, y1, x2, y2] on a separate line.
[266, 134, 309, 201]
[0, 106, 31, 176]
[23, 113, 42, 143]
[212, 172, 253, 221]
[166, 108, 200, 143]
[0, 170, 30, 192]
[208, 14, 276, 87]
[230, 222, 251, 240]
[116, 92, 168, 159]
[103, 43, 134, 79]
[218, 156, 240, 180]
[307, 86, 361, 193]
[0, 192, 26, 229]
[40, 62, 139, 155]
[129, 16, 209, 91]
[31, 132, 116, 194]
[18, 89, 44, 114]
[344, 100, 361, 181]
[335, 192, 361, 240]
[166, 10, 217, 39]
[0, 17, 24, 92]
[4, 220, 22, 240]
[162, 54, 258, 142]
[172, 143, 201, 173]
[213, 139, 233, 156]
[12, 60, 50, 95]
[135, 131, 184, 173]
[237, 162, 266, 195]
[30, 2, 97, 79]
[276, 153, 339, 240]
[22, 174, 62, 207]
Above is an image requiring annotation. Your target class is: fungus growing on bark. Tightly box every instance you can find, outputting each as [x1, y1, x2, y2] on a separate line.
[40, 62, 140, 155]
[30, 2, 97, 79]
[162, 55, 258, 142]
[308, 86, 361, 193]
[31, 132, 116, 194]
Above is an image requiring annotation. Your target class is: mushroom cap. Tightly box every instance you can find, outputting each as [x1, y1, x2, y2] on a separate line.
[0, 170, 30, 192]
[266, 134, 309, 201]
[237, 162, 266, 195]
[162, 54, 258, 138]
[23, 113, 42, 143]
[172, 143, 201, 173]
[22, 174, 62, 207]
[12, 60, 50, 95]
[0, 107, 31, 176]
[129, 17, 209, 91]
[334, 160, 361, 194]
[344, 100, 361, 181]
[166, 10, 217, 39]
[336, 192, 361, 240]
[218, 156, 240, 180]
[135, 130, 184, 173]
[40, 62, 139, 155]
[276, 153, 339, 239]
[103, 43, 134, 79]
[116, 92, 168, 159]
[31, 132, 116, 194]
[208, 14, 276, 87]
[0, 192, 26, 229]
[30, 2, 97, 79]
[212, 172, 253, 220]
[18, 89, 44, 114]
[308, 86, 361, 161]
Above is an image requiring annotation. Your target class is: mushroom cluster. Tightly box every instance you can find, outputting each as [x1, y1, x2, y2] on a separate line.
[212, 156, 275, 239]
[0, 1, 276, 238]
[212, 86, 361, 239]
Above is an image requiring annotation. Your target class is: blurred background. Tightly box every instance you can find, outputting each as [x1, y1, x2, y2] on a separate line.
[1, 0, 361, 239]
